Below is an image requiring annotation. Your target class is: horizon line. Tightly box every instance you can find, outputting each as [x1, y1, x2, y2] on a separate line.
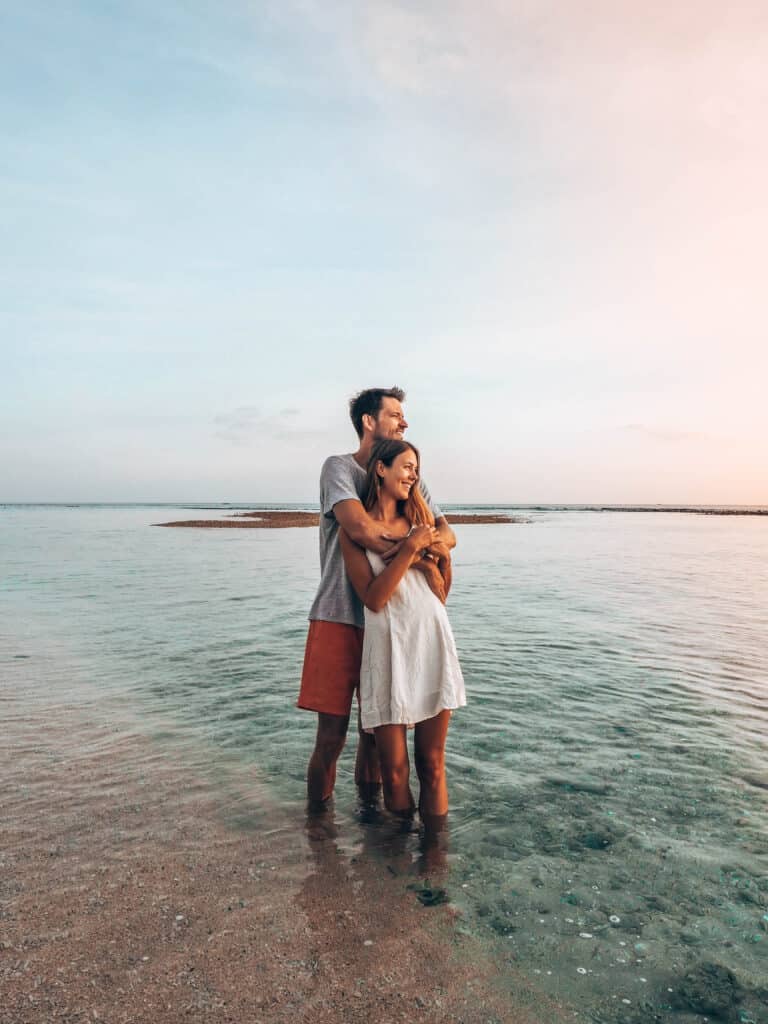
[2, 500, 767, 514]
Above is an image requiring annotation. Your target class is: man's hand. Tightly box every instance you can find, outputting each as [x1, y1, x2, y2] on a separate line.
[382, 525, 440, 564]
[380, 535, 405, 563]
[411, 556, 447, 603]
[422, 537, 452, 600]
[426, 540, 451, 565]
[434, 517, 456, 551]
[334, 499, 401, 557]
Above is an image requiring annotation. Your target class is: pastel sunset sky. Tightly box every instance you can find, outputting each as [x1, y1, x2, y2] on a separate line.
[2, 1, 766, 503]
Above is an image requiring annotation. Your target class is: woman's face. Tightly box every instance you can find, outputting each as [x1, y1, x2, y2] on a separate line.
[378, 448, 419, 502]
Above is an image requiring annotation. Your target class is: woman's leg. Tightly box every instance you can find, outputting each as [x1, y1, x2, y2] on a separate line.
[373, 724, 414, 814]
[414, 710, 452, 817]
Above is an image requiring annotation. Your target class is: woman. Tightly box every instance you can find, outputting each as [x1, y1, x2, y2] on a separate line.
[339, 439, 466, 820]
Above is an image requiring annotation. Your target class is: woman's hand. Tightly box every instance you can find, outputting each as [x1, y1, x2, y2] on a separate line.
[403, 525, 441, 560]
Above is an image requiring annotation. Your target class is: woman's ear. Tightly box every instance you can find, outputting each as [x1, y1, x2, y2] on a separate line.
[375, 460, 385, 483]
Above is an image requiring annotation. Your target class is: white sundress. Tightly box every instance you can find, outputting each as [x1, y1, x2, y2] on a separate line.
[359, 550, 466, 731]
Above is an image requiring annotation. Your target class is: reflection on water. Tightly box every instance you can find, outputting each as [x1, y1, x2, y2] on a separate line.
[305, 796, 449, 888]
[2, 505, 767, 1022]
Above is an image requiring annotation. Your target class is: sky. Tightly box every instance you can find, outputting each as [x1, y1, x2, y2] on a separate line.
[2, 0, 766, 504]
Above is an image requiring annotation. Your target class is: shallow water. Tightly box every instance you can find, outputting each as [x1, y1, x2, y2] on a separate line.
[2, 504, 767, 1022]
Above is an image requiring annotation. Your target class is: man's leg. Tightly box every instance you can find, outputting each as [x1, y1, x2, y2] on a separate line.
[307, 712, 350, 805]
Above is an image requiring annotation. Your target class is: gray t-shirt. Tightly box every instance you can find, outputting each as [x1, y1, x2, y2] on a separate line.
[308, 452, 443, 628]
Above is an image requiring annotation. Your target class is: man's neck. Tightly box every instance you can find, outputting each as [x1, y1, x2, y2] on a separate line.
[353, 435, 375, 468]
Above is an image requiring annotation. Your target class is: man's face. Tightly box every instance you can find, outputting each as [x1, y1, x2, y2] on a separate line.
[372, 397, 408, 440]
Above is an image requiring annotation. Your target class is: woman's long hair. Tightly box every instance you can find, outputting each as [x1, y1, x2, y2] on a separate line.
[362, 439, 434, 527]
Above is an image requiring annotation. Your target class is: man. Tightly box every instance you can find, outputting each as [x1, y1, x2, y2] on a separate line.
[297, 386, 456, 806]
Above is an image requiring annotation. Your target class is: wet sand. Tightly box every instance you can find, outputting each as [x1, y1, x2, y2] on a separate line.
[1, 696, 563, 1024]
[155, 511, 524, 528]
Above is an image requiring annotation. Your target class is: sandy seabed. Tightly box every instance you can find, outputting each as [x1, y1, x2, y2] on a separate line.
[1, 694, 564, 1024]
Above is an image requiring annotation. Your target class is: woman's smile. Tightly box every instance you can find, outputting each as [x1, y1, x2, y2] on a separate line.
[378, 448, 420, 500]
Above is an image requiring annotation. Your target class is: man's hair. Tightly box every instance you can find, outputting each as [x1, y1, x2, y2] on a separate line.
[348, 386, 406, 439]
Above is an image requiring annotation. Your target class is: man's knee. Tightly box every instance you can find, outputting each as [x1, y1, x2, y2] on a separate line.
[314, 714, 349, 764]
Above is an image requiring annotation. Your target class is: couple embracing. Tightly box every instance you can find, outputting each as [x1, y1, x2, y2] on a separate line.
[297, 387, 466, 822]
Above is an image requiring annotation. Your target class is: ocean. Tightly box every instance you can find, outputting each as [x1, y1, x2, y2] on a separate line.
[2, 503, 766, 1023]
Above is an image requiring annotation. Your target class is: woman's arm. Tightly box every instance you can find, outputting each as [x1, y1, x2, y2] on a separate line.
[339, 525, 439, 613]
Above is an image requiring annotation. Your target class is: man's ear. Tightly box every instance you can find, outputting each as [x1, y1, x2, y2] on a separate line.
[361, 412, 375, 434]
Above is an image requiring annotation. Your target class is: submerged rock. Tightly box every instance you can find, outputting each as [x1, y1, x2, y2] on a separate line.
[545, 775, 611, 795]
[407, 884, 449, 908]
[740, 773, 768, 791]
[643, 893, 673, 913]
[573, 830, 613, 851]
[474, 894, 518, 935]
[671, 961, 743, 1018]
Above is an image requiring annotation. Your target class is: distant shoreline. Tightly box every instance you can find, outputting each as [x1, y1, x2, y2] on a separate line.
[3, 503, 766, 518]
[155, 510, 527, 529]
[518, 505, 768, 515]
[153, 507, 768, 529]
[153, 503, 768, 529]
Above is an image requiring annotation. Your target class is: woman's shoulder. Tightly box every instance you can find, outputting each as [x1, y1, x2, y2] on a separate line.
[386, 515, 411, 539]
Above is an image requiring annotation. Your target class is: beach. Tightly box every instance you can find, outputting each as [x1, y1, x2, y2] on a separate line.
[1, 693, 559, 1024]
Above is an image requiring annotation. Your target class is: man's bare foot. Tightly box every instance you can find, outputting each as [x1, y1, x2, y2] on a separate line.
[306, 793, 334, 816]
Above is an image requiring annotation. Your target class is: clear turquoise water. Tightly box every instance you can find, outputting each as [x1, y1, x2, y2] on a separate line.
[2, 505, 767, 1022]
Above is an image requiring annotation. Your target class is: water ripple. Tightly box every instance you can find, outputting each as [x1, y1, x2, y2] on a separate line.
[2, 506, 767, 1023]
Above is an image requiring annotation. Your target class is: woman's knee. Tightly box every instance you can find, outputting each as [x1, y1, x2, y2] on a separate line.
[382, 758, 410, 794]
[415, 747, 445, 787]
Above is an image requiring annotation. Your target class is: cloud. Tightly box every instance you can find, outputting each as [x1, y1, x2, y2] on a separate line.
[213, 406, 312, 444]
[621, 423, 715, 443]
[281, 1, 768, 171]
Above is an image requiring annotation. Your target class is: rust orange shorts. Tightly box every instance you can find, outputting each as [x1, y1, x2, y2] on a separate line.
[297, 620, 364, 717]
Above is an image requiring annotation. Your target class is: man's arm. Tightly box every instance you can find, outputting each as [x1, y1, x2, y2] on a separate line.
[417, 475, 455, 551]
[434, 516, 456, 550]
[340, 525, 439, 612]
[411, 555, 448, 603]
[320, 455, 399, 556]
[333, 499, 399, 556]
[380, 516, 454, 566]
